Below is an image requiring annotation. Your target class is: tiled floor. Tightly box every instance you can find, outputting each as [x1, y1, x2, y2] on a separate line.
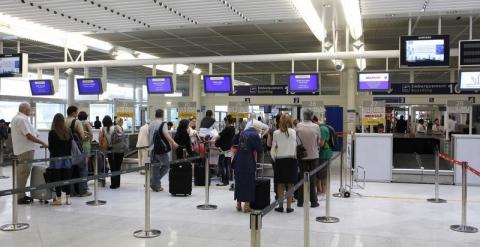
[0, 156, 479, 247]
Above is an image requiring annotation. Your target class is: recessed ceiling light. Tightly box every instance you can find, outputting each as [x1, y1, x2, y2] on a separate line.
[323, 4, 332, 8]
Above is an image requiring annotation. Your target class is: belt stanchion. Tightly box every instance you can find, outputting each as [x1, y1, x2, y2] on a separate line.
[427, 148, 446, 203]
[303, 172, 310, 247]
[0, 156, 29, 231]
[450, 161, 478, 233]
[250, 212, 262, 247]
[133, 163, 161, 238]
[316, 160, 339, 223]
[197, 141, 217, 210]
[86, 150, 106, 206]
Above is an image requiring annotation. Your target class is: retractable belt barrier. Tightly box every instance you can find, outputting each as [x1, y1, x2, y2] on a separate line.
[438, 152, 480, 177]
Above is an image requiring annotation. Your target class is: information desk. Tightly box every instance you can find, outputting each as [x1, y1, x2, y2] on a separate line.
[392, 134, 453, 184]
[354, 133, 393, 182]
[453, 134, 480, 186]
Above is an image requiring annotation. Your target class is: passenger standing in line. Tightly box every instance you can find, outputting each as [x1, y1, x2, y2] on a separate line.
[271, 114, 297, 213]
[78, 111, 93, 172]
[395, 115, 407, 133]
[136, 122, 150, 174]
[10, 102, 48, 204]
[232, 122, 263, 213]
[94, 116, 102, 129]
[48, 113, 73, 206]
[295, 109, 320, 208]
[65, 105, 91, 197]
[313, 116, 333, 197]
[174, 119, 195, 159]
[99, 116, 126, 189]
[245, 113, 270, 137]
[149, 109, 179, 192]
[188, 117, 198, 143]
[167, 121, 174, 132]
[214, 114, 236, 186]
[266, 114, 282, 199]
[199, 110, 217, 139]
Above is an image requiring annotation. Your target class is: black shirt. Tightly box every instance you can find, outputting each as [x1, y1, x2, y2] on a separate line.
[48, 131, 72, 158]
[200, 117, 215, 129]
[396, 119, 407, 133]
[94, 120, 102, 129]
[215, 126, 236, 151]
[174, 130, 194, 159]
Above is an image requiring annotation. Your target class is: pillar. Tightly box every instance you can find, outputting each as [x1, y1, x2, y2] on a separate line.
[67, 72, 75, 106]
[345, 67, 358, 132]
[191, 73, 202, 119]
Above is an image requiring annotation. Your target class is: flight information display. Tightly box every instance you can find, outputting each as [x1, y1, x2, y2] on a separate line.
[30, 79, 54, 95]
[146, 76, 173, 94]
[288, 74, 319, 92]
[400, 35, 449, 67]
[0, 54, 22, 77]
[204, 75, 232, 93]
[77, 78, 103, 95]
[460, 71, 480, 90]
[358, 73, 390, 91]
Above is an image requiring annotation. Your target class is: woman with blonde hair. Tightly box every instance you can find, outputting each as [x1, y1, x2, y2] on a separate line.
[271, 114, 297, 213]
[48, 113, 73, 205]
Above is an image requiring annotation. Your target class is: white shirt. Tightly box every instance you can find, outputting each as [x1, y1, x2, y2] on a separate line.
[188, 127, 198, 143]
[432, 124, 443, 132]
[10, 112, 38, 155]
[271, 128, 297, 160]
[136, 123, 150, 148]
[245, 119, 268, 131]
[447, 119, 457, 133]
[416, 124, 426, 133]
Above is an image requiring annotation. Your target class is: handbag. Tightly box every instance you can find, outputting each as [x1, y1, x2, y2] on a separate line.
[99, 128, 109, 153]
[296, 135, 307, 160]
[71, 138, 84, 165]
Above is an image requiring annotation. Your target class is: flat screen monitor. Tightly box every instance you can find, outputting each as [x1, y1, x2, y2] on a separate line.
[400, 35, 449, 67]
[204, 75, 232, 93]
[288, 73, 319, 92]
[0, 54, 23, 77]
[358, 72, 390, 91]
[146, 76, 173, 94]
[29, 79, 54, 95]
[77, 78, 103, 95]
[459, 71, 480, 90]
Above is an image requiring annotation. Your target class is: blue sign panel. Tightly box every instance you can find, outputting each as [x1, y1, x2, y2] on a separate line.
[231, 85, 319, 96]
[372, 83, 480, 95]
[373, 97, 405, 103]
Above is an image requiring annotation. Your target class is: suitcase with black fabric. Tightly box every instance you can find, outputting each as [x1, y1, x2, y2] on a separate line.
[194, 160, 211, 186]
[30, 165, 54, 203]
[169, 162, 192, 196]
[251, 178, 270, 210]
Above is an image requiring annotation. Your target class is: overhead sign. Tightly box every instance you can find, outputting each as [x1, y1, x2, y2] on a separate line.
[302, 101, 325, 115]
[361, 101, 386, 126]
[228, 101, 249, 118]
[177, 102, 197, 119]
[230, 85, 319, 96]
[459, 40, 480, 66]
[373, 97, 405, 103]
[372, 83, 480, 95]
[116, 102, 134, 118]
[447, 100, 472, 114]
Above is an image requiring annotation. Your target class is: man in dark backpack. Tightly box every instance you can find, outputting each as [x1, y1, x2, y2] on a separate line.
[149, 109, 179, 192]
[66, 105, 91, 197]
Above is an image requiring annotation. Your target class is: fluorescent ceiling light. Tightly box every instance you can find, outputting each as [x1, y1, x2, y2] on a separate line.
[164, 92, 183, 97]
[341, 0, 363, 40]
[292, 0, 327, 41]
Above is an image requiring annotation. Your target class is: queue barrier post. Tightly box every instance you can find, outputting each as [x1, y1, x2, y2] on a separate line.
[86, 150, 106, 206]
[450, 161, 478, 233]
[197, 141, 217, 210]
[0, 156, 29, 231]
[133, 163, 161, 238]
[333, 150, 349, 198]
[303, 172, 310, 247]
[250, 212, 262, 247]
[316, 159, 339, 224]
[427, 149, 446, 203]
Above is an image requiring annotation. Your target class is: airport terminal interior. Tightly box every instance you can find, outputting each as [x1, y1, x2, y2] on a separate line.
[1, 0, 480, 246]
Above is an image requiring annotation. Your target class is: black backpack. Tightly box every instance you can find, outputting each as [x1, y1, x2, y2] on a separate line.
[153, 122, 171, 155]
[322, 124, 337, 149]
[70, 119, 84, 152]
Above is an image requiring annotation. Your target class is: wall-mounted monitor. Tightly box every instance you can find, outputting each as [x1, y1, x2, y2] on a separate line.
[288, 73, 319, 92]
[459, 40, 480, 66]
[400, 35, 449, 67]
[358, 72, 390, 91]
[459, 70, 480, 90]
[77, 78, 103, 95]
[29, 79, 55, 95]
[146, 76, 173, 94]
[204, 75, 232, 93]
[0, 53, 28, 77]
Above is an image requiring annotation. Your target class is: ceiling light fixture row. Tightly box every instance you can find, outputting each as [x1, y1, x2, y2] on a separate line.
[420, 0, 430, 12]
[153, 0, 199, 24]
[217, 0, 249, 21]
[84, 0, 151, 28]
[19, 0, 106, 31]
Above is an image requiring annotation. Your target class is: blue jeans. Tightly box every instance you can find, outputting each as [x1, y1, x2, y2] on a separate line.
[150, 152, 170, 190]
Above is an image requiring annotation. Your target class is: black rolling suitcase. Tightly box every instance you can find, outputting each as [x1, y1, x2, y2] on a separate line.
[194, 160, 211, 186]
[169, 162, 192, 196]
[251, 178, 270, 210]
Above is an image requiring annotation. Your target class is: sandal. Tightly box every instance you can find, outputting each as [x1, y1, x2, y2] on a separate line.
[52, 198, 62, 206]
[274, 207, 284, 213]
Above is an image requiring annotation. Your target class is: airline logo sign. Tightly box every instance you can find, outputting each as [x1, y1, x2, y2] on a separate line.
[177, 102, 197, 119]
[362, 101, 385, 126]
[116, 102, 134, 118]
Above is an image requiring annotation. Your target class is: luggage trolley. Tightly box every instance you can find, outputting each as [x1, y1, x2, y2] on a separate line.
[337, 134, 366, 198]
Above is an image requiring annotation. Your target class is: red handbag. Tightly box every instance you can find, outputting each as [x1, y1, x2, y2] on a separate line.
[193, 142, 206, 158]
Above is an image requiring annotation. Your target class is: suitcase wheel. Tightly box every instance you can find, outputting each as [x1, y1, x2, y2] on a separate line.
[343, 191, 351, 198]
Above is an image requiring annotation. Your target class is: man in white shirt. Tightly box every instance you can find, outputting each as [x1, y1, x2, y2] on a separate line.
[245, 113, 269, 137]
[447, 115, 457, 133]
[10, 102, 48, 204]
[136, 122, 149, 174]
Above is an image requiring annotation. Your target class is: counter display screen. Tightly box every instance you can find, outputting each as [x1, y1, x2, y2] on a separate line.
[204, 75, 232, 93]
[146, 76, 173, 94]
[400, 35, 449, 67]
[77, 78, 103, 95]
[30, 79, 54, 95]
[288, 74, 319, 92]
[460, 71, 480, 90]
[0, 54, 22, 77]
[358, 73, 390, 91]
